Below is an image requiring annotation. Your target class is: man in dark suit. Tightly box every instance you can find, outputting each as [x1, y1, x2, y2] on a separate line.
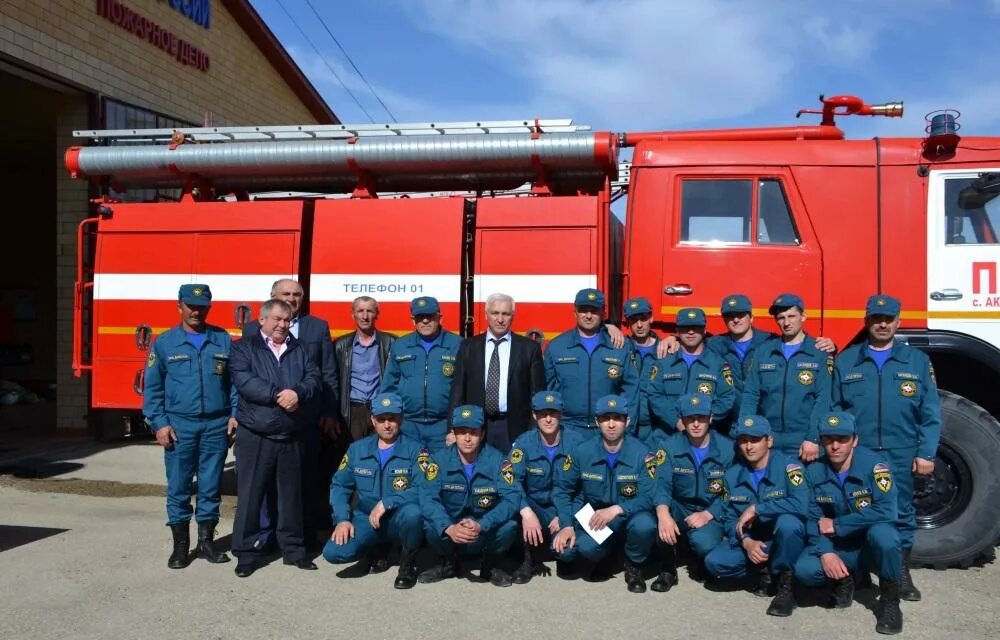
[243, 279, 338, 546]
[449, 293, 546, 453]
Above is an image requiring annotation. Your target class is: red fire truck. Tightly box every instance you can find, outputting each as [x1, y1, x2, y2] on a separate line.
[65, 95, 1000, 569]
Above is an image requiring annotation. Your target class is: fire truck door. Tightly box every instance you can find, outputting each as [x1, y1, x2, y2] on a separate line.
[90, 201, 303, 409]
[308, 198, 468, 338]
[927, 169, 1000, 346]
[655, 173, 822, 333]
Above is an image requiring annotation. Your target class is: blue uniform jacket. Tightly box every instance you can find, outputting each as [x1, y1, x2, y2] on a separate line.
[330, 434, 424, 522]
[381, 330, 462, 423]
[649, 430, 734, 520]
[739, 336, 833, 451]
[646, 348, 735, 429]
[509, 428, 586, 517]
[626, 336, 660, 433]
[803, 445, 898, 555]
[143, 324, 237, 429]
[720, 451, 808, 543]
[543, 329, 640, 430]
[552, 435, 656, 527]
[832, 341, 941, 459]
[418, 444, 519, 537]
[706, 331, 774, 419]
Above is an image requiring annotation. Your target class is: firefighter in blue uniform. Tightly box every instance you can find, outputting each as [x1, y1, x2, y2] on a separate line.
[544, 289, 640, 436]
[794, 412, 903, 634]
[623, 297, 662, 442]
[739, 293, 832, 462]
[706, 294, 772, 428]
[417, 405, 520, 587]
[552, 395, 658, 593]
[507, 391, 586, 583]
[380, 296, 462, 453]
[650, 393, 734, 584]
[647, 308, 735, 435]
[704, 415, 808, 617]
[832, 294, 940, 603]
[323, 392, 424, 589]
[143, 283, 238, 569]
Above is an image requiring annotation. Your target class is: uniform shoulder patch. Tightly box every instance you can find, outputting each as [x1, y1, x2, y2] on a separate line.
[655, 449, 667, 466]
[146, 351, 156, 368]
[338, 453, 349, 471]
[425, 462, 439, 481]
[873, 463, 893, 493]
[500, 460, 515, 485]
[562, 455, 573, 472]
[644, 453, 657, 479]
[510, 448, 524, 464]
[722, 362, 734, 386]
[786, 463, 804, 487]
[417, 449, 431, 473]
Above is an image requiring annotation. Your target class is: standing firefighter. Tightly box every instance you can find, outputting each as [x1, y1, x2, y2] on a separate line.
[143, 284, 237, 569]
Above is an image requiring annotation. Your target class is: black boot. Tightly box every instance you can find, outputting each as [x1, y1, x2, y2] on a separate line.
[168, 522, 190, 569]
[368, 545, 391, 574]
[876, 579, 904, 635]
[195, 520, 230, 564]
[752, 570, 773, 597]
[480, 555, 513, 587]
[830, 575, 854, 608]
[650, 546, 678, 593]
[394, 546, 418, 590]
[899, 549, 921, 602]
[623, 559, 646, 593]
[766, 571, 796, 617]
[512, 542, 536, 584]
[417, 554, 458, 584]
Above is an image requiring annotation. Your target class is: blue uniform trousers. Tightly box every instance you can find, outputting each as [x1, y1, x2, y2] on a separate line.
[794, 522, 901, 584]
[681, 519, 726, 559]
[704, 514, 805, 578]
[402, 418, 448, 454]
[164, 415, 229, 525]
[883, 447, 917, 549]
[424, 519, 518, 558]
[556, 511, 657, 564]
[322, 503, 423, 563]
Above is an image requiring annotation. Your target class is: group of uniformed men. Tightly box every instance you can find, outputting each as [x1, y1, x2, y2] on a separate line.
[144, 281, 939, 636]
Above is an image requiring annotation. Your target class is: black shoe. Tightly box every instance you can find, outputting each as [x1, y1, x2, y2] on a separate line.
[195, 520, 230, 564]
[234, 561, 258, 578]
[830, 575, 854, 608]
[624, 560, 646, 594]
[512, 543, 550, 584]
[766, 571, 796, 617]
[876, 580, 904, 635]
[369, 545, 391, 574]
[555, 560, 575, 580]
[337, 557, 372, 578]
[418, 556, 458, 584]
[687, 559, 706, 583]
[900, 549, 922, 602]
[488, 567, 514, 587]
[752, 570, 773, 597]
[283, 558, 318, 570]
[394, 546, 418, 590]
[651, 570, 678, 593]
[167, 522, 190, 569]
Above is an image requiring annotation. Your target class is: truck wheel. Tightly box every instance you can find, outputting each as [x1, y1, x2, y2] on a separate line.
[912, 390, 1000, 568]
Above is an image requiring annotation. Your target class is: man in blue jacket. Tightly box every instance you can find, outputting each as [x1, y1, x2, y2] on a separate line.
[832, 294, 940, 602]
[794, 412, 902, 634]
[323, 392, 424, 589]
[229, 299, 322, 577]
[381, 296, 462, 453]
[417, 405, 520, 587]
[622, 297, 661, 442]
[704, 415, 808, 617]
[143, 284, 238, 569]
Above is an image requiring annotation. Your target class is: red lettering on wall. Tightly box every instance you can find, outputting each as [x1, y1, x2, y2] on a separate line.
[95, 0, 210, 72]
[973, 261, 998, 295]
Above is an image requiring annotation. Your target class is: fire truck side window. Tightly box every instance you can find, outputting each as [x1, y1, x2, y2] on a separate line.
[757, 179, 800, 245]
[946, 178, 1000, 245]
[680, 179, 752, 243]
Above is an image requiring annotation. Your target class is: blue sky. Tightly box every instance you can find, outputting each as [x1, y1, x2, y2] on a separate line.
[249, 0, 1000, 139]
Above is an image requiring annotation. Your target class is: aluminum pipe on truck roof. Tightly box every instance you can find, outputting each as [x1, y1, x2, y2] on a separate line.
[65, 131, 617, 192]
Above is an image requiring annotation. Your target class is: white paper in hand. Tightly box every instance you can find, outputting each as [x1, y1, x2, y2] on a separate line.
[575, 503, 613, 544]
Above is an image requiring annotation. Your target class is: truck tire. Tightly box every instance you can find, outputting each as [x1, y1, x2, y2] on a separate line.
[911, 390, 1000, 568]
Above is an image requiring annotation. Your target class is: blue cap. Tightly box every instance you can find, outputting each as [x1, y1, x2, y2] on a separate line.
[676, 307, 706, 327]
[370, 392, 403, 416]
[768, 293, 804, 315]
[721, 294, 752, 315]
[865, 295, 901, 317]
[732, 415, 772, 438]
[677, 393, 713, 417]
[532, 391, 564, 411]
[595, 394, 628, 416]
[451, 404, 485, 429]
[624, 297, 652, 318]
[178, 284, 212, 307]
[410, 296, 440, 315]
[574, 288, 605, 309]
[817, 412, 857, 437]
